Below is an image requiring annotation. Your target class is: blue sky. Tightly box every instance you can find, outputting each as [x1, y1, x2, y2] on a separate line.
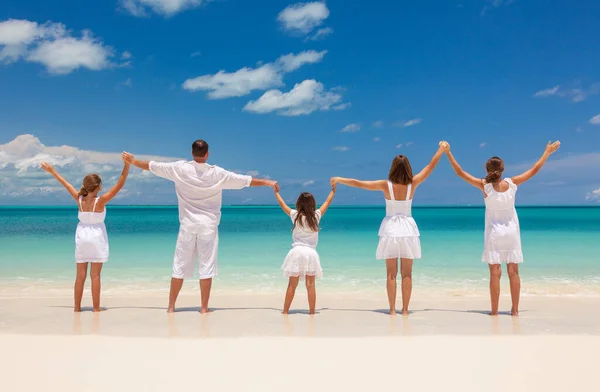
[1, 0, 600, 206]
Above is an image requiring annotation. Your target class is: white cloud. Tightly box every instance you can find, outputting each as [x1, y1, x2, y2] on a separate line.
[243, 79, 346, 116]
[480, 142, 487, 148]
[396, 144, 403, 148]
[340, 123, 360, 133]
[278, 2, 330, 35]
[121, 51, 132, 60]
[182, 50, 326, 99]
[332, 102, 351, 111]
[589, 114, 600, 125]
[306, 27, 333, 41]
[533, 83, 600, 103]
[586, 188, 600, 202]
[373, 137, 381, 142]
[396, 118, 421, 128]
[332, 146, 349, 152]
[190, 51, 201, 58]
[121, 0, 204, 17]
[0, 19, 118, 74]
[406, 141, 413, 147]
[117, 78, 133, 88]
[372, 120, 384, 128]
[302, 180, 315, 186]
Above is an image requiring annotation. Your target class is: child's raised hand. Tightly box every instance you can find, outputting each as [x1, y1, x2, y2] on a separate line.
[122, 151, 134, 164]
[439, 140, 450, 152]
[330, 177, 340, 186]
[273, 181, 280, 193]
[545, 141, 561, 155]
[40, 161, 55, 173]
[331, 182, 337, 192]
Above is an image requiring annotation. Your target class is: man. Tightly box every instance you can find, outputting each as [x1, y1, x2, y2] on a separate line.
[123, 140, 278, 313]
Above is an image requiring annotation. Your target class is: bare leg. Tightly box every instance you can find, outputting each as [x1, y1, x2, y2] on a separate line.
[74, 263, 88, 312]
[305, 275, 317, 315]
[400, 258, 413, 316]
[282, 277, 299, 314]
[199, 278, 212, 314]
[507, 263, 521, 316]
[489, 264, 502, 316]
[167, 278, 184, 313]
[385, 259, 398, 315]
[90, 263, 103, 312]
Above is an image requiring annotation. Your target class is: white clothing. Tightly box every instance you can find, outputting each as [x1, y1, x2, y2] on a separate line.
[482, 178, 523, 264]
[75, 197, 109, 263]
[149, 160, 251, 279]
[375, 181, 422, 260]
[173, 228, 219, 279]
[281, 210, 323, 278]
[149, 161, 252, 233]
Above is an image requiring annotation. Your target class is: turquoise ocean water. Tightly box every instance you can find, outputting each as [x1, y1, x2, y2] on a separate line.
[1, 206, 599, 297]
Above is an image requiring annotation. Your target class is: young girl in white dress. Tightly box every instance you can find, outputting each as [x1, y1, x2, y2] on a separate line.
[331, 141, 449, 316]
[444, 141, 561, 316]
[274, 184, 336, 315]
[41, 155, 130, 312]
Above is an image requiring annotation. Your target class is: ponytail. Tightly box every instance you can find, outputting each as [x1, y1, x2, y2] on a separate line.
[78, 186, 88, 197]
[485, 171, 502, 184]
[484, 157, 504, 184]
[79, 174, 102, 197]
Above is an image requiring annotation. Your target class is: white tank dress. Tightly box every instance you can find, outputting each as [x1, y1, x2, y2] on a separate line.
[281, 210, 323, 278]
[376, 181, 421, 260]
[482, 179, 523, 264]
[75, 197, 109, 264]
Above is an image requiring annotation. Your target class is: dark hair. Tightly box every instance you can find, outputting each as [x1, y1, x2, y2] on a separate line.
[192, 139, 209, 158]
[388, 155, 413, 185]
[79, 174, 102, 197]
[294, 192, 319, 232]
[485, 156, 504, 183]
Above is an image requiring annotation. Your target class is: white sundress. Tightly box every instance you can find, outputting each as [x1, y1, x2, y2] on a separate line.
[376, 181, 421, 260]
[75, 197, 109, 264]
[281, 210, 323, 278]
[482, 178, 523, 264]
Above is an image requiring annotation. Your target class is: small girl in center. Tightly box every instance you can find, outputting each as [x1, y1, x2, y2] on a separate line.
[274, 184, 336, 315]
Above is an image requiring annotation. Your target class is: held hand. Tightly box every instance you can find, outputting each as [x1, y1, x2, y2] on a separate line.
[439, 140, 450, 153]
[330, 177, 340, 186]
[122, 152, 135, 164]
[331, 183, 337, 192]
[272, 181, 280, 193]
[40, 161, 55, 173]
[545, 141, 561, 155]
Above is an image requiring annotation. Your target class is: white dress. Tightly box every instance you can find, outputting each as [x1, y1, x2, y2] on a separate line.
[376, 181, 421, 260]
[281, 210, 323, 278]
[482, 178, 523, 264]
[75, 197, 109, 264]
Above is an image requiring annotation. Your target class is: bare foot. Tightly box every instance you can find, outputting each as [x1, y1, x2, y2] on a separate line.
[92, 308, 105, 313]
[74, 307, 82, 313]
[489, 311, 499, 316]
[282, 311, 289, 315]
[402, 310, 409, 316]
[309, 311, 315, 315]
[389, 309, 396, 316]
[200, 308, 211, 314]
[511, 309, 519, 317]
[167, 307, 175, 314]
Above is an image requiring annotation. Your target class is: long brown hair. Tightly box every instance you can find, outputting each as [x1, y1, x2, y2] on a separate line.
[78, 174, 102, 197]
[388, 155, 413, 184]
[294, 192, 319, 232]
[484, 157, 504, 184]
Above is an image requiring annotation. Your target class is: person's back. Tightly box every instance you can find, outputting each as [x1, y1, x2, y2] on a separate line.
[149, 160, 251, 232]
[290, 210, 321, 248]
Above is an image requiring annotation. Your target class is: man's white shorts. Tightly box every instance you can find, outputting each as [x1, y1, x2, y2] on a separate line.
[172, 229, 219, 279]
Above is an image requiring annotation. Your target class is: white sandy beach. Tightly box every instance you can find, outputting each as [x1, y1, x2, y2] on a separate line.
[1, 292, 599, 391]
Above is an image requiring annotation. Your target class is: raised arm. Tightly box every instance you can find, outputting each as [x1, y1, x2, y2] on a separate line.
[40, 162, 79, 200]
[98, 158, 131, 205]
[122, 152, 149, 171]
[445, 149, 484, 190]
[251, 178, 279, 190]
[318, 184, 336, 216]
[511, 141, 560, 186]
[412, 142, 447, 186]
[330, 177, 387, 192]
[274, 190, 292, 216]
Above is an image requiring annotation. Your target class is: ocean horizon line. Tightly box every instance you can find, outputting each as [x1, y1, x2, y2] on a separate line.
[1, 204, 598, 209]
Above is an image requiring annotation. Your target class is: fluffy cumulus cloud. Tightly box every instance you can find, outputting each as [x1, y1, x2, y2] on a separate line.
[589, 114, 600, 125]
[0, 19, 120, 74]
[182, 50, 327, 99]
[243, 79, 347, 116]
[533, 83, 600, 103]
[586, 188, 600, 202]
[120, 0, 205, 17]
[0, 134, 181, 201]
[277, 2, 332, 40]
